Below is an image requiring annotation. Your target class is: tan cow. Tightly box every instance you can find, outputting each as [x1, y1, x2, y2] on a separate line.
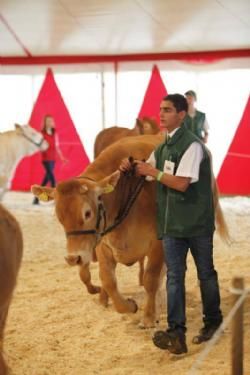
[0, 204, 23, 374]
[94, 117, 159, 158]
[94, 117, 160, 285]
[32, 134, 229, 328]
[0, 124, 48, 200]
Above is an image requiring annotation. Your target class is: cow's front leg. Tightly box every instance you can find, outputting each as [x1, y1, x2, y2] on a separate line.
[140, 241, 164, 328]
[99, 288, 109, 307]
[96, 243, 137, 314]
[138, 257, 145, 286]
[79, 263, 101, 294]
[0, 177, 9, 200]
[0, 186, 7, 201]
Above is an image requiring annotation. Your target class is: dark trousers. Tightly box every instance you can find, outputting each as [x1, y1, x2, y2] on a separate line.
[162, 234, 222, 332]
[41, 160, 56, 187]
[33, 160, 56, 204]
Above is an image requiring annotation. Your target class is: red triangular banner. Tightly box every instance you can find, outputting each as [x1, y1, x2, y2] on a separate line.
[138, 65, 167, 124]
[217, 95, 250, 195]
[11, 68, 90, 191]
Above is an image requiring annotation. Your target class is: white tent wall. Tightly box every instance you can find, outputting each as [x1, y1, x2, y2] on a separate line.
[0, 58, 250, 175]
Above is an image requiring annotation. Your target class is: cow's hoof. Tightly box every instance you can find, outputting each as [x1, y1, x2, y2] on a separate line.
[138, 317, 159, 329]
[127, 298, 138, 313]
[88, 285, 101, 294]
[138, 321, 156, 329]
[99, 290, 109, 307]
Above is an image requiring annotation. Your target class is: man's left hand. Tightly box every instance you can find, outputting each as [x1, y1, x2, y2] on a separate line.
[135, 160, 158, 178]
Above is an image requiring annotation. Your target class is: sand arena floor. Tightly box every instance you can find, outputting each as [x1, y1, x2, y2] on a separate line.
[1, 192, 250, 375]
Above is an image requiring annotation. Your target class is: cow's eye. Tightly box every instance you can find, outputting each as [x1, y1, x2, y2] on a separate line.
[85, 210, 91, 220]
[97, 195, 102, 201]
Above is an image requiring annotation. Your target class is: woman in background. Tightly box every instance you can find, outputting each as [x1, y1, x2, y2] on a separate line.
[33, 115, 67, 204]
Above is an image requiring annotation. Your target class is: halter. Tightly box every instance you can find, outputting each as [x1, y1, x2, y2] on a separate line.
[66, 200, 107, 239]
[20, 128, 46, 148]
[66, 160, 145, 240]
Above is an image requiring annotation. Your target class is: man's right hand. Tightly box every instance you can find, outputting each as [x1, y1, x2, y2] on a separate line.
[119, 158, 131, 172]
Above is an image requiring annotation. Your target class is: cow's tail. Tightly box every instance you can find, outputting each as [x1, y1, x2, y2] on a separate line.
[214, 180, 231, 244]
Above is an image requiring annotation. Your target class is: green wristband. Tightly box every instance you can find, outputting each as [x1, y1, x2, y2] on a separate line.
[157, 171, 164, 182]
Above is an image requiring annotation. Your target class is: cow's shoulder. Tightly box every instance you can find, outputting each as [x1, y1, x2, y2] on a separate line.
[87, 133, 164, 180]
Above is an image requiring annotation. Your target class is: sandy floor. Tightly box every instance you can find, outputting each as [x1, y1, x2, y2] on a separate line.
[1, 192, 250, 375]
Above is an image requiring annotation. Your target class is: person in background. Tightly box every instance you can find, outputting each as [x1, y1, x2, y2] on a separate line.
[33, 115, 67, 205]
[184, 90, 209, 143]
[120, 94, 222, 355]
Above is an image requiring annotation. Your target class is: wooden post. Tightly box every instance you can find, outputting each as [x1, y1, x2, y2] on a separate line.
[231, 277, 244, 375]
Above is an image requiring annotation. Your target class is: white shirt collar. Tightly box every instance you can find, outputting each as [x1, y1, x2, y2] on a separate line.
[168, 127, 180, 138]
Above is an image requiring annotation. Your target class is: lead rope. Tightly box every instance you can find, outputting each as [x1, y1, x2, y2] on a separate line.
[101, 157, 145, 236]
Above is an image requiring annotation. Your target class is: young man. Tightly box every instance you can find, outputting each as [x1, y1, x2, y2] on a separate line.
[184, 90, 209, 143]
[120, 94, 222, 355]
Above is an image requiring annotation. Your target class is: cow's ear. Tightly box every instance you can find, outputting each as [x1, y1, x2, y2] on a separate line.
[31, 185, 55, 201]
[15, 123, 22, 133]
[99, 170, 121, 194]
[108, 170, 120, 187]
[135, 118, 143, 134]
[79, 185, 88, 194]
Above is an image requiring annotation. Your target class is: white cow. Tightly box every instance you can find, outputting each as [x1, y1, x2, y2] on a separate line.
[0, 124, 48, 199]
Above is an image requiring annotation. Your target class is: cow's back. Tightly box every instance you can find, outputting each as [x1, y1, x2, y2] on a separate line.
[94, 126, 136, 158]
[0, 204, 23, 374]
[94, 120, 160, 159]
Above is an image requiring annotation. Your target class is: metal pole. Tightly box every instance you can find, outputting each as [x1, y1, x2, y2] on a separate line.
[114, 61, 118, 124]
[100, 67, 105, 130]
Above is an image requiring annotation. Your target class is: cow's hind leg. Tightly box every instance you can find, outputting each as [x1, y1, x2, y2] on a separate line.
[79, 263, 101, 294]
[96, 243, 138, 314]
[140, 241, 164, 328]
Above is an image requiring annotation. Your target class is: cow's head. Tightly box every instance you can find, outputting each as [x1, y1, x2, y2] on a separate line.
[15, 124, 48, 153]
[31, 171, 120, 266]
[135, 118, 159, 135]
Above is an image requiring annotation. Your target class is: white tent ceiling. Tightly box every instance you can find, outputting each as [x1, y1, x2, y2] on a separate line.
[0, 0, 250, 60]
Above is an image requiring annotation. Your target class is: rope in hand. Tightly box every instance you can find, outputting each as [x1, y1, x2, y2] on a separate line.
[102, 156, 145, 236]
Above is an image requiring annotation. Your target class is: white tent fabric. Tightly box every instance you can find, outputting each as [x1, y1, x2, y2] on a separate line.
[0, 0, 250, 56]
[1, 1, 250, 176]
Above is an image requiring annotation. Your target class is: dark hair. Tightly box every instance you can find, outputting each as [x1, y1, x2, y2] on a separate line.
[184, 90, 197, 100]
[163, 94, 188, 113]
[41, 114, 55, 134]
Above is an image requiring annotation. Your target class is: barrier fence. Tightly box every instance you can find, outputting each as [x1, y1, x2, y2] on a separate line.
[187, 276, 250, 375]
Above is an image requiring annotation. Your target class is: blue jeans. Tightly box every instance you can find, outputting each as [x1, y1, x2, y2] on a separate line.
[162, 235, 222, 332]
[41, 161, 56, 187]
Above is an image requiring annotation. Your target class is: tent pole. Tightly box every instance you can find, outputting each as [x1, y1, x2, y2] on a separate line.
[114, 61, 118, 124]
[101, 66, 106, 130]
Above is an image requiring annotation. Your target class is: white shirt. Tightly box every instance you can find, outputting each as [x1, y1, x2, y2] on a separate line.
[147, 128, 203, 183]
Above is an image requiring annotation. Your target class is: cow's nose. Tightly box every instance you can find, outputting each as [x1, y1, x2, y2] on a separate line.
[65, 255, 81, 266]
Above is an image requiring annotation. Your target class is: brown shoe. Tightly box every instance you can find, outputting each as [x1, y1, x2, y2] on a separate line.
[152, 329, 188, 354]
[192, 324, 220, 344]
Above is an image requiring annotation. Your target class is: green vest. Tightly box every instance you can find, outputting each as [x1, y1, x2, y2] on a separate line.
[154, 127, 215, 239]
[183, 110, 206, 140]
